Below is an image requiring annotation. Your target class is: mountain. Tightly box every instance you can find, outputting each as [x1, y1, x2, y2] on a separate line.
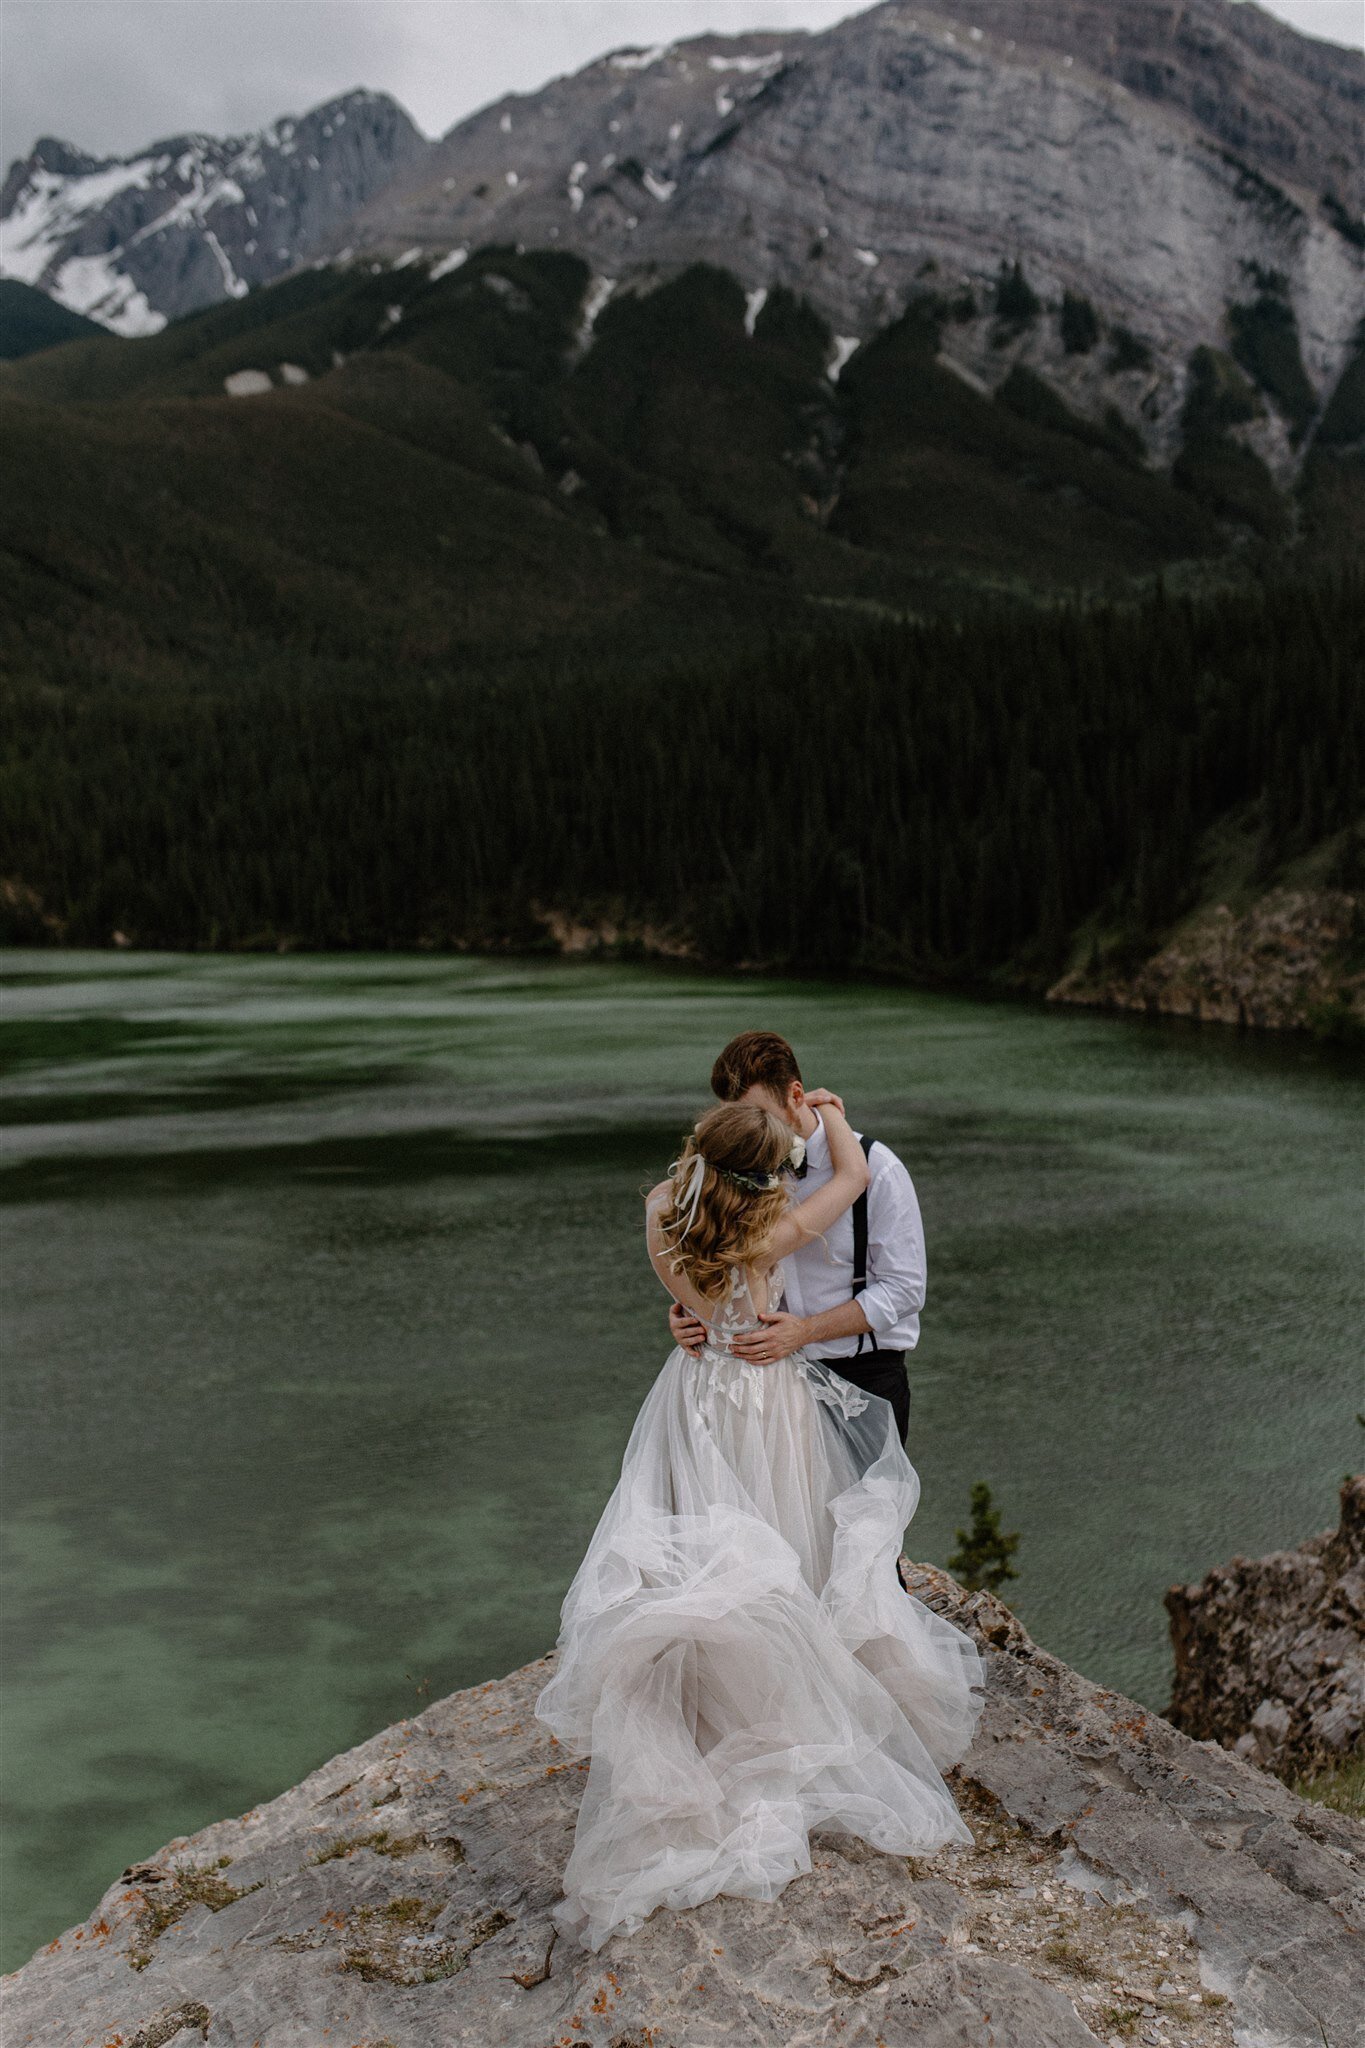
[333, 0, 1364, 488]
[0, 239, 1268, 646]
[0, 89, 426, 334]
[4, 0, 1360, 496]
[4, 0, 1362, 557]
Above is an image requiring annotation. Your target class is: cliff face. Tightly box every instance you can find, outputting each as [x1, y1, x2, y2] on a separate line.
[1166, 1475, 1365, 1781]
[5, 1563, 1362, 2048]
[914, 0, 1363, 210]
[340, 0, 1364, 480]
[1047, 886, 1365, 1035]
[5, 0, 1361, 492]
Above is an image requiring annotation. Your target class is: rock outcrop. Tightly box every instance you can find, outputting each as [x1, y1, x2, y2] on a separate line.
[5, 1562, 1362, 2048]
[1165, 1474, 1365, 1781]
[1046, 887, 1365, 1035]
[917, 0, 1364, 211]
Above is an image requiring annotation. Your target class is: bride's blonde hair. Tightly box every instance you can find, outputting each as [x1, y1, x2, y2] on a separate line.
[655, 1102, 792, 1302]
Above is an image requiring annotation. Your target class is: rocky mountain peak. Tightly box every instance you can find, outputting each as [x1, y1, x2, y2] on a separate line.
[3, 0, 1360, 492]
[0, 87, 427, 333]
[15, 135, 104, 179]
[882, 0, 1363, 210]
[330, 0, 1361, 482]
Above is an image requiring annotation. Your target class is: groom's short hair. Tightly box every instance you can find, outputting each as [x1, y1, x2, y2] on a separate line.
[711, 1031, 803, 1104]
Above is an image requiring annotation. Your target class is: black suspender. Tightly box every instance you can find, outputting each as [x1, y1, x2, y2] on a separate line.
[851, 1132, 878, 1356]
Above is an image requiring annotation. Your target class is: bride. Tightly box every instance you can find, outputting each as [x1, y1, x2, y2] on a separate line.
[534, 1095, 987, 1951]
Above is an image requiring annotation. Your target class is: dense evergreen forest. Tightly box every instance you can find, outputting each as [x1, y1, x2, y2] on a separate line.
[3, 567, 1360, 988]
[2, 251, 1362, 1004]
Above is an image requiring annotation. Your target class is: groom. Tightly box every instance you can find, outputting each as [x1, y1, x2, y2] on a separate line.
[669, 1029, 925, 1446]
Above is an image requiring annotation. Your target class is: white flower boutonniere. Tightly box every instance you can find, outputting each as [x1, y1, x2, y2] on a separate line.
[787, 1134, 807, 1173]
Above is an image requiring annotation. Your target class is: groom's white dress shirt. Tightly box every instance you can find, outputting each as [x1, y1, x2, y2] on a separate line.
[781, 1117, 927, 1361]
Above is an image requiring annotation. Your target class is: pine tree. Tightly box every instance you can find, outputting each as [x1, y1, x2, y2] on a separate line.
[947, 1482, 1021, 1594]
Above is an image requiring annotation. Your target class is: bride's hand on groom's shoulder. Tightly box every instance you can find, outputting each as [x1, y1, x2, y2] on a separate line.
[804, 1087, 846, 1117]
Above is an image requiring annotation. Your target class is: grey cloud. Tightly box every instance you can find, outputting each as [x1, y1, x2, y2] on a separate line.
[1, 0, 856, 161]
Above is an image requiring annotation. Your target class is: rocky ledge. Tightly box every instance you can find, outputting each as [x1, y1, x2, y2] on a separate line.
[1047, 888, 1365, 1038]
[1166, 1475, 1365, 1782]
[7, 1565, 1364, 2048]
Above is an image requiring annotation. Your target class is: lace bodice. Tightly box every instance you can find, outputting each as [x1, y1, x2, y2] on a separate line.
[644, 1187, 783, 1352]
[690, 1262, 785, 1359]
[644, 1196, 870, 1424]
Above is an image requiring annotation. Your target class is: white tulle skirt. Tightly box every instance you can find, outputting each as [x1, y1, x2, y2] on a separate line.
[534, 1344, 988, 1951]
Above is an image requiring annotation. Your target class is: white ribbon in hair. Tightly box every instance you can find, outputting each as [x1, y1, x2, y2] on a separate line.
[668, 1150, 708, 1239]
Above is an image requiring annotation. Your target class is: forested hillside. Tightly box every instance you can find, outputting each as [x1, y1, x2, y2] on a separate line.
[3, 566, 1360, 1027]
[0, 280, 106, 359]
[2, 242, 1361, 1030]
[3, 245, 1362, 662]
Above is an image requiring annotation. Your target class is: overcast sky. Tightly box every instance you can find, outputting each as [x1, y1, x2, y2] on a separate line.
[3, 0, 1360, 163]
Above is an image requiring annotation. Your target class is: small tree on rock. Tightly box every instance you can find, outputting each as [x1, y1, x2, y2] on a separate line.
[948, 1481, 1021, 1593]
[992, 260, 1041, 336]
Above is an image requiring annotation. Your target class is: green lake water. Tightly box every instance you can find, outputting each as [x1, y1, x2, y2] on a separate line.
[1, 950, 1360, 1971]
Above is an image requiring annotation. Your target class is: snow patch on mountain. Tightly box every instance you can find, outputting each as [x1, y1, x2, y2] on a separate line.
[0, 159, 155, 285]
[707, 51, 784, 75]
[575, 274, 617, 354]
[609, 44, 671, 74]
[1, 88, 426, 333]
[50, 251, 167, 335]
[827, 335, 859, 382]
[428, 247, 468, 280]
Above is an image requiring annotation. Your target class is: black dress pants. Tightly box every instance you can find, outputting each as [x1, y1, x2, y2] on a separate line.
[815, 1349, 911, 1592]
[819, 1349, 910, 1446]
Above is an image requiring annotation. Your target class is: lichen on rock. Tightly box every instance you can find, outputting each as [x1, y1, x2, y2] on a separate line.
[5, 1558, 1363, 2048]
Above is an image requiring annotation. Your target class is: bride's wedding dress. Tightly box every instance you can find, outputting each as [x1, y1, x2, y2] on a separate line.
[534, 1253, 987, 1952]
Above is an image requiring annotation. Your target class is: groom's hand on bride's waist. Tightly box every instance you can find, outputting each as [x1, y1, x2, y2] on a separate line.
[729, 1311, 809, 1365]
[669, 1301, 707, 1354]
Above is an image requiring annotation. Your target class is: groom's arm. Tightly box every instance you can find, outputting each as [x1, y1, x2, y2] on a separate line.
[672, 1290, 867, 1361]
[857, 1149, 926, 1340]
[800, 1297, 872, 1343]
[727, 1295, 869, 1362]
[669, 1299, 707, 1353]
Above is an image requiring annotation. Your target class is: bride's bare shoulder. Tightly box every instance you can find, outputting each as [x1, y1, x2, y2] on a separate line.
[644, 1188, 677, 1266]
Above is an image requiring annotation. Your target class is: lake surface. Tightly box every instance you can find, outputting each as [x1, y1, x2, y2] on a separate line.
[1, 950, 1360, 1971]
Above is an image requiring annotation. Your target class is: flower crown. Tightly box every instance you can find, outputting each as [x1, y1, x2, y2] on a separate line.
[664, 1145, 786, 1240]
[714, 1163, 782, 1192]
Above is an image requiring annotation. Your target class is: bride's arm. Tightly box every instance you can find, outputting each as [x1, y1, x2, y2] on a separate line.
[763, 1104, 869, 1262]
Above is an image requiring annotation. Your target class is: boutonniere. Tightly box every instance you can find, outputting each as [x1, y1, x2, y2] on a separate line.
[787, 1134, 807, 1172]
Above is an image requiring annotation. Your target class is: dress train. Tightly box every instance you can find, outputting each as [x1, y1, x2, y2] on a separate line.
[534, 1330, 988, 1951]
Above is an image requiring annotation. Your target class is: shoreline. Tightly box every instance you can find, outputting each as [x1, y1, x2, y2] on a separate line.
[3, 910, 1361, 1045]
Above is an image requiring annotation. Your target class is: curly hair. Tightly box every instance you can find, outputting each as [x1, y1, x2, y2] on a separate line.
[654, 1101, 793, 1303]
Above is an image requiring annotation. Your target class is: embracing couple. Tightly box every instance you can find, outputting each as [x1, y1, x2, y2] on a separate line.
[534, 1030, 986, 1953]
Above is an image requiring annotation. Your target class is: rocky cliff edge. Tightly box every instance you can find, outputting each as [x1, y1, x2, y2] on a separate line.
[4, 1565, 1363, 2048]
